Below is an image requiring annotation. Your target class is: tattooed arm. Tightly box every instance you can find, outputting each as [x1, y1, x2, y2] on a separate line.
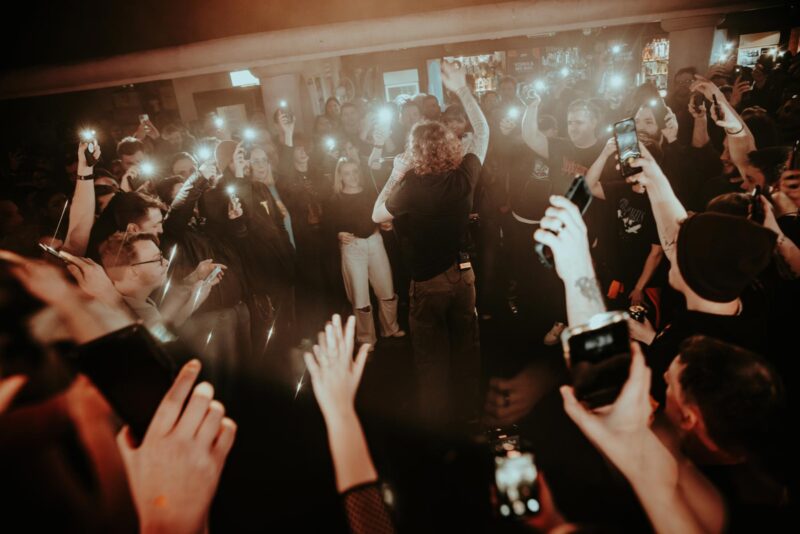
[534, 196, 607, 326]
[628, 143, 688, 264]
[372, 151, 411, 223]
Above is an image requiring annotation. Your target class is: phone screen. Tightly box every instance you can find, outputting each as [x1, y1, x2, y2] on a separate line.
[74, 324, 179, 440]
[792, 140, 800, 171]
[565, 316, 631, 409]
[495, 453, 541, 518]
[614, 119, 642, 177]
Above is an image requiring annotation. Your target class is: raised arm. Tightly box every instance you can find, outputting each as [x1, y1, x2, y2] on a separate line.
[63, 141, 101, 256]
[441, 61, 489, 163]
[304, 314, 395, 534]
[690, 75, 755, 181]
[628, 143, 688, 264]
[585, 138, 618, 200]
[534, 196, 606, 326]
[372, 151, 411, 223]
[520, 92, 548, 160]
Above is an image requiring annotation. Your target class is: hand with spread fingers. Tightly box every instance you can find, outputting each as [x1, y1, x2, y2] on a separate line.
[116, 360, 236, 534]
[304, 314, 370, 419]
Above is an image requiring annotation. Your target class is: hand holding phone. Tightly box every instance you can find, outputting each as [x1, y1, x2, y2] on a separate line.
[613, 118, 642, 178]
[561, 311, 632, 408]
[533, 188, 592, 280]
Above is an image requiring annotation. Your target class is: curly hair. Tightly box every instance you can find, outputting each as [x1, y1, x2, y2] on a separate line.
[407, 120, 463, 176]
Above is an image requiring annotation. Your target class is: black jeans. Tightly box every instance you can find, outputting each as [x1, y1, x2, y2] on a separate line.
[409, 264, 480, 426]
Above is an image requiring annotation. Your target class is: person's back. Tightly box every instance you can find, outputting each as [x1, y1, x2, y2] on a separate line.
[390, 153, 480, 281]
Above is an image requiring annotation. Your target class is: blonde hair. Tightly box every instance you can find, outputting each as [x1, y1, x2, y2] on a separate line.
[333, 157, 361, 194]
[407, 120, 463, 175]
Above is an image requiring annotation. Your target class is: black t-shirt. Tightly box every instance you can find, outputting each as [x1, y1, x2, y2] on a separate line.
[646, 287, 769, 404]
[386, 153, 482, 281]
[546, 137, 604, 194]
[328, 190, 378, 239]
[508, 144, 552, 223]
[599, 178, 661, 287]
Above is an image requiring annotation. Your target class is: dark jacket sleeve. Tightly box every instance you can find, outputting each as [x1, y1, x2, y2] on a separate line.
[164, 172, 209, 237]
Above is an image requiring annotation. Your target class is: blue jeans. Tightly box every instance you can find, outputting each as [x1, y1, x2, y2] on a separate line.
[409, 264, 480, 426]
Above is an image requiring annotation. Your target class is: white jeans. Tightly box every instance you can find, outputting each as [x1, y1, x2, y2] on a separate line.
[340, 231, 401, 344]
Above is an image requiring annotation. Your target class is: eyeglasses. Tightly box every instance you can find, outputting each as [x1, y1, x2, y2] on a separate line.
[130, 254, 166, 267]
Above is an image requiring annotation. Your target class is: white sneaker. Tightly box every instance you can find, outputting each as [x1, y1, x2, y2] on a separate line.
[543, 321, 566, 346]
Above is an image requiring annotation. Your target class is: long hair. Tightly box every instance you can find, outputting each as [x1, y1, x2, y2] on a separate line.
[333, 157, 361, 194]
[407, 120, 463, 175]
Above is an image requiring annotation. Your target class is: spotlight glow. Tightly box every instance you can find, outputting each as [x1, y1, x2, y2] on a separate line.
[378, 107, 393, 124]
[611, 45, 621, 54]
[213, 116, 224, 129]
[243, 128, 257, 141]
[560, 67, 570, 78]
[506, 107, 521, 120]
[533, 79, 547, 91]
[140, 162, 155, 176]
[196, 146, 212, 161]
[80, 129, 95, 141]
[279, 100, 288, 108]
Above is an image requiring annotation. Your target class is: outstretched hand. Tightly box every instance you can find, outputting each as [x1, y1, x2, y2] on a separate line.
[304, 314, 369, 419]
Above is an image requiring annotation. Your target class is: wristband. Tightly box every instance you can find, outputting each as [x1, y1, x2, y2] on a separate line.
[77, 173, 95, 181]
[725, 124, 744, 135]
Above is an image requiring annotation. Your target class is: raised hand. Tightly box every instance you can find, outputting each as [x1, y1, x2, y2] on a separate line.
[441, 60, 468, 93]
[303, 314, 369, 419]
[116, 360, 236, 534]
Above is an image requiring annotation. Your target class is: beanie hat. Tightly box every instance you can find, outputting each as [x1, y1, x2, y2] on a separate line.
[215, 140, 237, 172]
[677, 212, 776, 302]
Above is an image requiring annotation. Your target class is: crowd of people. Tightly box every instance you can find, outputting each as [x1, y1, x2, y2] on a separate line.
[0, 43, 798, 532]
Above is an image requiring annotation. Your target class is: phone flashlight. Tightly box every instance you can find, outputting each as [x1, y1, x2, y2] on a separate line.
[196, 146, 212, 161]
[80, 129, 95, 142]
[242, 128, 257, 141]
[611, 45, 621, 54]
[325, 137, 336, 151]
[533, 79, 547, 92]
[140, 161, 155, 176]
[213, 116, 225, 129]
[279, 100, 288, 109]
[139, 114, 149, 124]
[560, 67, 570, 78]
[378, 107, 393, 125]
[609, 75, 624, 89]
[506, 107, 521, 120]
[225, 185, 236, 197]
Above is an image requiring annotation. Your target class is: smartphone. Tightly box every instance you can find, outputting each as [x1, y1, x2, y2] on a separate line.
[203, 265, 223, 284]
[613, 118, 642, 178]
[791, 139, 800, 171]
[711, 95, 723, 120]
[739, 66, 754, 85]
[84, 141, 98, 167]
[535, 176, 592, 268]
[494, 452, 541, 518]
[691, 92, 706, 110]
[72, 324, 180, 441]
[647, 97, 668, 129]
[38, 243, 75, 266]
[561, 311, 631, 409]
[139, 114, 149, 124]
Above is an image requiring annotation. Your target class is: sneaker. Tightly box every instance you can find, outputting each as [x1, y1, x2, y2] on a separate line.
[543, 321, 566, 346]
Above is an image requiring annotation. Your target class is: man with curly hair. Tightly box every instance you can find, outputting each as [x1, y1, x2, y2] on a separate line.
[372, 61, 489, 427]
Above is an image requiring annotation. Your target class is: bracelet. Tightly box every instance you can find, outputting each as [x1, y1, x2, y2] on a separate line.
[725, 124, 744, 135]
[77, 174, 95, 181]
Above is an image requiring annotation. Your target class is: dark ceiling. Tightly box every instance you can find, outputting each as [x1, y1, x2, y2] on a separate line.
[3, 0, 502, 71]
